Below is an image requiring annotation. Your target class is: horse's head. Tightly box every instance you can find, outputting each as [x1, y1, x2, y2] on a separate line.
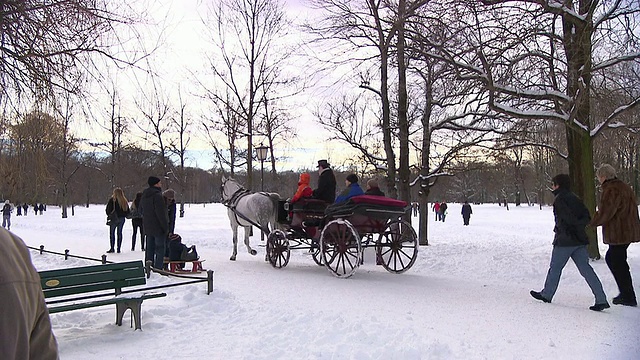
[220, 176, 244, 203]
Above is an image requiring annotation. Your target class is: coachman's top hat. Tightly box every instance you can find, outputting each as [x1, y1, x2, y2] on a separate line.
[317, 159, 330, 169]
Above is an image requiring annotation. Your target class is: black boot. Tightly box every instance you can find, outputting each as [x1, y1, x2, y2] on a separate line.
[613, 294, 637, 306]
[589, 302, 610, 311]
[530, 290, 551, 303]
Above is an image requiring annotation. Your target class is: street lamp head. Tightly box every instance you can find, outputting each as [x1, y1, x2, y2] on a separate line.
[255, 144, 269, 161]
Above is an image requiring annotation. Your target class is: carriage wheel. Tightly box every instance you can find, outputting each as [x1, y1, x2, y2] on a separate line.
[267, 230, 290, 268]
[320, 219, 361, 278]
[376, 219, 418, 274]
[311, 241, 324, 266]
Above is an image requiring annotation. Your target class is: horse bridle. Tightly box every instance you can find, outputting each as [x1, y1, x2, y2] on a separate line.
[221, 179, 249, 207]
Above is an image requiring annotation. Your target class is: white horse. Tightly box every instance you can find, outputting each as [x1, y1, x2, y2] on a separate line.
[221, 176, 281, 261]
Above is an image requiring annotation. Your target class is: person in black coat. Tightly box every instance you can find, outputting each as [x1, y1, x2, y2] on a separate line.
[364, 179, 385, 196]
[140, 176, 169, 270]
[105, 188, 130, 253]
[168, 233, 198, 270]
[163, 189, 177, 263]
[130, 192, 144, 251]
[312, 159, 337, 203]
[461, 201, 473, 225]
[530, 174, 609, 311]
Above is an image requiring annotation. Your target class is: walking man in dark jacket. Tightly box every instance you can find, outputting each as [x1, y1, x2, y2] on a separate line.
[530, 174, 609, 311]
[141, 176, 169, 271]
[461, 201, 472, 226]
[312, 159, 337, 203]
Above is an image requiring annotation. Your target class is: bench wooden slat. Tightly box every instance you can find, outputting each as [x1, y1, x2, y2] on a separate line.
[47, 292, 167, 314]
[43, 278, 147, 298]
[39, 260, 143, 278]
[41, 267, 144, 290]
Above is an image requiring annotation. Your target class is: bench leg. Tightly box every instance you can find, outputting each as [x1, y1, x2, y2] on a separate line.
[116, 300, 143, 330]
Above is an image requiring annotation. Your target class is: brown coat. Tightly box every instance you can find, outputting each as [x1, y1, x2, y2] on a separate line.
[590, 178, 640, 245]
[0, 230, 59, 359]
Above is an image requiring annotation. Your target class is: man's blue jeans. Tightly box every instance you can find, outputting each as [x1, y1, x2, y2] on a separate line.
[145, 234, 166, 270]
[541, 245, 607, 304]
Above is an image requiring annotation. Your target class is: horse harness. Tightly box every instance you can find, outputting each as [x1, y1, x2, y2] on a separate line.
[222, 186, 271, 235]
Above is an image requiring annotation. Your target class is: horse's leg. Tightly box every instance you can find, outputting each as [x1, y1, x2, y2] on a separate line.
[244, 226, 257, 256]
[230, 223, 238, 261]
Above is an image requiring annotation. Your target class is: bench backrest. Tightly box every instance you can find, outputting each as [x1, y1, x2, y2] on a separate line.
[39, 260, 147, 298]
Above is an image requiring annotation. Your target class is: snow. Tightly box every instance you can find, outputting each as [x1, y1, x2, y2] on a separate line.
[12, 203, 640, 359]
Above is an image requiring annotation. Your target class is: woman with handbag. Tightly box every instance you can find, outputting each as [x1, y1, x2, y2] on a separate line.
[105, 187, 130, 254]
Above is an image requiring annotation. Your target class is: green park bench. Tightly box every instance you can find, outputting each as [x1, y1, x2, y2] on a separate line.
[39, 260, 166, 330]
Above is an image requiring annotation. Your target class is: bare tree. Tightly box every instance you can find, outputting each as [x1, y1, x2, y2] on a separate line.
[0, 0, 145, 106]
[169, 88, 192, 218]
[202, 0, 293, 190]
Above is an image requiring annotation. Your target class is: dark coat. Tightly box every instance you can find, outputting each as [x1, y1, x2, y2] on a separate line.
[169, 239, 188, 261]
[140, 186, 168, 236]
[105, 198, 129, 218]
[552, 188, 590, 246]
[364, 187, 385, 196]
[166, 199, 177, 234]
[461, 203, 472, 218]
[312, 168, 337, 203]
[590, 178, 640, 245]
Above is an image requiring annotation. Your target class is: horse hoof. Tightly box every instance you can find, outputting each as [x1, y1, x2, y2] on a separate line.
[250, 249, 257, 256]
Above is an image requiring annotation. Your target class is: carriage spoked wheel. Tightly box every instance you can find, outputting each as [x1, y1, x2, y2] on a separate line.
[320, 219, 361, 278]
[310, 241, 324, 267]
[266, 230, 290, 268]
[375, 219, 418, 273]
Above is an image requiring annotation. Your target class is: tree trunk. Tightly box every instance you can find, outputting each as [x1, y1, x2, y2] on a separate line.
[397, 0, 411, 206]
[562, 4, 600, 259]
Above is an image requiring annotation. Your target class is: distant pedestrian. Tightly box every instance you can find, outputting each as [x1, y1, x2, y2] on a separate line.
[0, 229, 59, 359]
[412, 202, 419, 217]
[590, 164, 640, 307]
[22, 204, 28, 216]
[38, 204, 44, 215]
[530, 174, 609, 311]
[16, 203, 22, 216]
[461, 201, 473, 226]
[141, 176, 169, 271]
[432, 202, 441, 221]
[440, 202, 448, 222]
[2, 200, 12, 231]
[105, 188, 130, 254]
[129, 192, 144, 251]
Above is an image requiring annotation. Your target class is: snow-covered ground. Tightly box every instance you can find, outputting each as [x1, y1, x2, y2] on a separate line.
[11, 203, 640, 359]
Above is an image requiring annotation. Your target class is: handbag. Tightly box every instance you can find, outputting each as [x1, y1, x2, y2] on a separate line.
[106, 209, 118, 226]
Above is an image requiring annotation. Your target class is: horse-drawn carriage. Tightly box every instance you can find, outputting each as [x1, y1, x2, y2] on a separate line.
[221, 177, 418, 278]
[267, 195, 419, 278]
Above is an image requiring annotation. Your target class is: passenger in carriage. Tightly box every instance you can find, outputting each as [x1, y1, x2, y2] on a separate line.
[291, 173, 313, 203]
[312, 159, 337, 203]
[335, 174, 364, 204]
[364, 179, 385, 197]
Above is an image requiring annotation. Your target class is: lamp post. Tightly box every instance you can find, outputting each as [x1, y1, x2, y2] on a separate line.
[255, 144, 269, 191]
[255, 144, 269, 242]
